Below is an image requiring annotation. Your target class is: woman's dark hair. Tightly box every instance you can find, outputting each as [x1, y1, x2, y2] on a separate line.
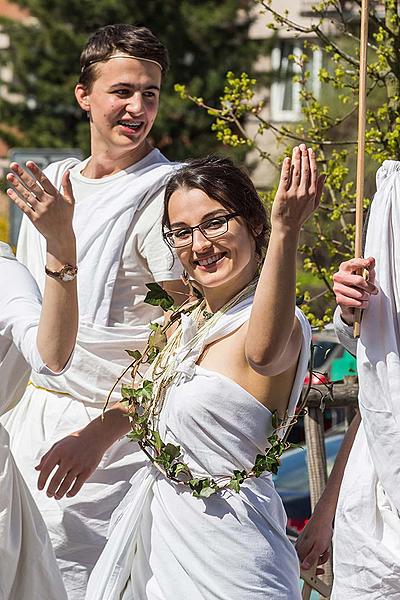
[163, 155, 270, 257]
[79, 24, 169, 91]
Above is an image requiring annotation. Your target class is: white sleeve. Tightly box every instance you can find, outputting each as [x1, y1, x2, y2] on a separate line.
[0, 256, 70, 375]
[139, 190, 182, 283]
[333, 305, 358, 356]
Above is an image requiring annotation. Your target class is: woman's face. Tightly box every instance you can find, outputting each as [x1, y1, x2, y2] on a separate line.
[167, 186, 259, 296]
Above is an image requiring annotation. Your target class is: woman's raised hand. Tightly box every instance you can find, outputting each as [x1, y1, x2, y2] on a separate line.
[6, 161, 75, 250]
[271, 144, 325, 235]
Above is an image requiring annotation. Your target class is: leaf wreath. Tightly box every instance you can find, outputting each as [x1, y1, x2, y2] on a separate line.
[104, 282, 312, 499]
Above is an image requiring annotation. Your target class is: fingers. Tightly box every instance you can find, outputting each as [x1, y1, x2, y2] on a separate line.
[6, 172, 40, 211]
[339, 256, 374, 273]
[277, 157, 292, 194]
[291, 146, 301, 188]
[61, 170, 75, 206]
[308, 148, 317, 194]
[299, 144, 310, 191]
[301, 545, 327, 571]
[36, 448, 59, 491]
[66, 473, 88, 498]
[8, 162, 45, 199]
[45, 466, 73, 498]
[52, 471, 78, 500]
[25, 161, 58, 196]
[6, 186, 37, 219]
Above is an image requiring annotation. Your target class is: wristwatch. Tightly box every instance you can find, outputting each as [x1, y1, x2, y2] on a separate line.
[45, 263, 78, 282]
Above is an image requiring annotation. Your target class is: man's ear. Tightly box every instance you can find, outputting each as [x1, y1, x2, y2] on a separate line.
[75, 84, 91, 112]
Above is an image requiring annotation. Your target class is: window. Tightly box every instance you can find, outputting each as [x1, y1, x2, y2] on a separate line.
[270, 40, 322, 122]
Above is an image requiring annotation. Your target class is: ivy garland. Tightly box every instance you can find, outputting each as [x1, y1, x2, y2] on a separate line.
[104, 282, 311, 499]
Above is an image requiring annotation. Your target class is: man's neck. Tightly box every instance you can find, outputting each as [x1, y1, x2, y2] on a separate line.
[81, 141, 153, 179]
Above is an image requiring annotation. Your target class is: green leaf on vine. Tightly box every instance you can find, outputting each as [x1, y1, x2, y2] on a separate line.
[189, 477, 218, 498]
[150, 430, 164, 452]
[126, 349, 142, 360]
[145, 283, 175, 311]
[228, 469, 246, 493]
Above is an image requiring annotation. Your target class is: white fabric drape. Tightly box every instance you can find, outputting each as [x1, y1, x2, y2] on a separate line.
[86, 299, 311, 600]
[333, 160, 400, 598]
[0, 243, 67, 600]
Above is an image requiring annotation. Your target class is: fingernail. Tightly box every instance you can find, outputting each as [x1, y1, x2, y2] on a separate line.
[303, 561, 310, 570]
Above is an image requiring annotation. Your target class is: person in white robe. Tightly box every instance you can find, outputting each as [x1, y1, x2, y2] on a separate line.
[0, 168, 78, 599]
[83, 146, 324, 599]
[296, 161, 400, 598]
[1, 24, 183, 598]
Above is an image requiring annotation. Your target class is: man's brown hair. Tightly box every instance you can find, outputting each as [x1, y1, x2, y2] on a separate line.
[79, 24, 169, 91]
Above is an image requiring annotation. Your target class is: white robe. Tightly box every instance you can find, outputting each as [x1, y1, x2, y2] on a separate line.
[0, 242, 67, 600]
[2, 150, 180, 598]
[86, 298, 311, 600]
[333, 161, 400, 598]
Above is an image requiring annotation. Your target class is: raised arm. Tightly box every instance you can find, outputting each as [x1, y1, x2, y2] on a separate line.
[245, 145, 324, 375]
[6, 161, 78, 372]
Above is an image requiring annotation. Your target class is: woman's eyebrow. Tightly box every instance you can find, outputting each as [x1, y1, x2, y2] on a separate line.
[169, 210, 228, 229]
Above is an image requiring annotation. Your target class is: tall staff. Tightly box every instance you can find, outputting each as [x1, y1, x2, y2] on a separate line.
[353, 0, 369, 338]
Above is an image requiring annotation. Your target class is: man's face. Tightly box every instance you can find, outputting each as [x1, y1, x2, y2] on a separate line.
[75, 56, 161, 158]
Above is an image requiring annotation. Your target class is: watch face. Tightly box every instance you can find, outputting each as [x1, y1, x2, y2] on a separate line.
[60, 266, 77, 281]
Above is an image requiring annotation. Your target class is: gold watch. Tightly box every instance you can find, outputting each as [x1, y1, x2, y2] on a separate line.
[45, 263, 78, 282]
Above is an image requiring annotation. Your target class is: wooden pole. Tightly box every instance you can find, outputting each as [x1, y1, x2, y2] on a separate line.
[353, 0, 369, 338]
[302, 407, 332, 599]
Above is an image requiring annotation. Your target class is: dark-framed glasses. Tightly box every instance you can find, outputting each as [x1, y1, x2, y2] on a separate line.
[164, 212, 240, 248]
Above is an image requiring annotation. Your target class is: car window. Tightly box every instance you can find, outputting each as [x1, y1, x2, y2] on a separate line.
[274, 436, 344, 493]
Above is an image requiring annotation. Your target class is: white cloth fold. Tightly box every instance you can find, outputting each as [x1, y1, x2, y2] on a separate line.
[0, 242, 67, 600]
[333, 160, 400, 598]
[86, 297, 311, 600]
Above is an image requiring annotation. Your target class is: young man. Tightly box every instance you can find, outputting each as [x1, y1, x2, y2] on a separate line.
[2, 24, 183, 598]
[1, 165, 77, 599]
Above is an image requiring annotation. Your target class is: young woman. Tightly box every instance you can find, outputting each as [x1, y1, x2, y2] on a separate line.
[0, 166, 77, 599]
[85, 144, 324, 600]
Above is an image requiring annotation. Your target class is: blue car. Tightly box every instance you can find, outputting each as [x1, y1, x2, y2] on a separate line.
[274, 433, 344, 534]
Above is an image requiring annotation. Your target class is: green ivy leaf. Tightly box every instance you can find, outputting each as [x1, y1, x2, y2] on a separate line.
[228, 469, 246, 493]
[188, 477, 218, 498]
[150, 429, 164, 452]
[126, 349, 142, 360]
[144, 283, 175, 311]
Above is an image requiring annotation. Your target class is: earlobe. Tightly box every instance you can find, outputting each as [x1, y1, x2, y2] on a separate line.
[75, 84, 91, 112]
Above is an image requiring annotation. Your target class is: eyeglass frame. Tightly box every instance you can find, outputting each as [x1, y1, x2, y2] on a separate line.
[163, 212, 240, 248]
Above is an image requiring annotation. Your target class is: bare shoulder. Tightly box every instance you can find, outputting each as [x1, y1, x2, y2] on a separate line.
[198, 318, 303, 415]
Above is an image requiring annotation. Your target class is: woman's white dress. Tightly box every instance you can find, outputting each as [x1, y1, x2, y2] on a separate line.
[0, 242, 67, 600]
[86, 297, 311, 600]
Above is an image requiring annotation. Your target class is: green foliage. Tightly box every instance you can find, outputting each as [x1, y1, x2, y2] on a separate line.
[176, 0, 400, 325]
[0, 214, 8, 243]
[145, 283, 175, 312]
[0, 0, 261, 161]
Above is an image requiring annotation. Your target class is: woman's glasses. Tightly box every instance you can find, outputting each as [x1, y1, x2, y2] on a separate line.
[164, 213, 239, 248]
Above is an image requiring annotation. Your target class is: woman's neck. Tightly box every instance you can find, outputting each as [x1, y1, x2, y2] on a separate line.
[203, 270, 258, 314]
